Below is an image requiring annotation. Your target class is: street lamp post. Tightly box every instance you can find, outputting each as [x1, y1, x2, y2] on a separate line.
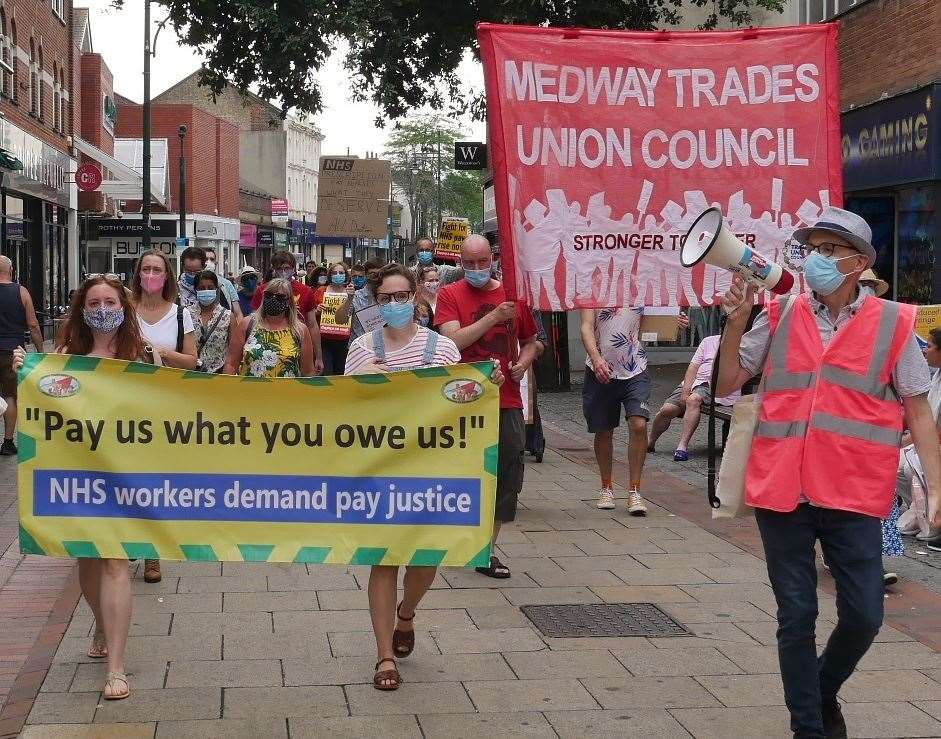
[142, 0, 152, 250]
[178, 125, 187, 244]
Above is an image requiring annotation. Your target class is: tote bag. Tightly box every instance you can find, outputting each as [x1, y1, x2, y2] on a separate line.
[713, 296, 796, 520]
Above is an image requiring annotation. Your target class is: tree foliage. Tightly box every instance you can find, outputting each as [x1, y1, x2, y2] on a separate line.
[117, 0, 785, 121]
[384, 115, 485, 240]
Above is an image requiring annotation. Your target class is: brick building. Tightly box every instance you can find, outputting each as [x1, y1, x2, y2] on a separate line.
[154, 70, 324, 264]
[84, 99, 242, 277]
[812, 0, 941, 302]
[0, 0, 78, 320]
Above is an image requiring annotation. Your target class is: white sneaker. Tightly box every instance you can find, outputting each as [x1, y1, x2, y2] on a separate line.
[627, 491, 648, 516]
[596, 488, 616, 510]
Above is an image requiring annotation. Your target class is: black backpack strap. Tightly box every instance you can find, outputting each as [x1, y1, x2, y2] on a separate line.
[176, 304, 184, 353]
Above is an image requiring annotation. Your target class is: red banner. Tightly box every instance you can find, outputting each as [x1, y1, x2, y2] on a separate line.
[478, 23, 843, 309]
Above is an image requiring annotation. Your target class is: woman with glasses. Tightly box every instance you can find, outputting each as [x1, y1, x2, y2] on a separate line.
[315, 262, 353, 375]
[343, 263, 504, 691]
[188, 270, 234, 374]
[12, 275, 153, 701]
[224, 278, 315, 378]
[130, 251, 197, 585]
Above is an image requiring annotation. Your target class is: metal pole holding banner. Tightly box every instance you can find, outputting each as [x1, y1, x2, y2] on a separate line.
[436, 128, 442, 238]
[178, 125, 187, 244]
[142, 0, 152, 251]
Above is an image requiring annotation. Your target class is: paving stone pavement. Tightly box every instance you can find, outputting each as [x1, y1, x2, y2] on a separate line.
[10, 368, 941, 738]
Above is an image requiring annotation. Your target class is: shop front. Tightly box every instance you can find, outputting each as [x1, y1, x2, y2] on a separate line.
[842, 81, 941, 302]
[85, 218, 178, 281]
[0, 119, 77, 323]
[240, 223, 260, 270]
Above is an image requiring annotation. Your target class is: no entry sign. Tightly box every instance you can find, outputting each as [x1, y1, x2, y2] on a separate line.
[76, 163, 103, 192]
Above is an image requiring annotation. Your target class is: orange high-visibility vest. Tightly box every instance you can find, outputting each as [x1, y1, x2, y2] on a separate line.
[745, 293, 916, 517]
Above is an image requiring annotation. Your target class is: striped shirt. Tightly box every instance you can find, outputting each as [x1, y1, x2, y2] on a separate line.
[344, 325, 461, 374]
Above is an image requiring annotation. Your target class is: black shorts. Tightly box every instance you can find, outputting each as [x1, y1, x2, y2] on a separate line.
[0, 350, 16, 398]
[582, 368, 651, 433]
[496, 408, 525, 523]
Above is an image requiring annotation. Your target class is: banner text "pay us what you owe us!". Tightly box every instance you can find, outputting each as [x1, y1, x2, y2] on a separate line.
[17, 354, 499, 567]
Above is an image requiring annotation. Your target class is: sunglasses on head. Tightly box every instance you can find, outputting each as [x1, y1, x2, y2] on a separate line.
[85, 273, 121, 282]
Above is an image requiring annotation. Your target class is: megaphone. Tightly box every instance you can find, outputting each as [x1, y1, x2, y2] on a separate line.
[681, 207, 794, 295]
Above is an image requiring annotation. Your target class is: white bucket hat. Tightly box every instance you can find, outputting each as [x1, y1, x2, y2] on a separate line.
[792, 206, 877, 266]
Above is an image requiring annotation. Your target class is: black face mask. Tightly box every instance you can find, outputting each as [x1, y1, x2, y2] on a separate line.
[262, 293, 290, 317]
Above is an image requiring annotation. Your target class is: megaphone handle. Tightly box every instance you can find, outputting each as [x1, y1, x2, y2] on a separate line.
[706, 316, 726, 510]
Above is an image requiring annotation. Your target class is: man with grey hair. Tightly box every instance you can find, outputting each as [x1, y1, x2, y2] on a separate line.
[717, 206, 941, 738]
[0, 256, 43, 455]
[436, 234, 541, 579]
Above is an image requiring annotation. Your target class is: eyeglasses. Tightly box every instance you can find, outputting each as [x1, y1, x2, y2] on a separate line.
[799, 241, 854, 259]
[85, 273, 121, 282]
[375, 290, 414, 305]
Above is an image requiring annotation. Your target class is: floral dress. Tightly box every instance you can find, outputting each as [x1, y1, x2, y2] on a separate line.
[239, 326, 302, 378]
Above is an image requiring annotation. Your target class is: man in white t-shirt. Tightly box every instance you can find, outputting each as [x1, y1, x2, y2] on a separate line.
[580, 308, 652, 514]
[647, 335, 741, 461]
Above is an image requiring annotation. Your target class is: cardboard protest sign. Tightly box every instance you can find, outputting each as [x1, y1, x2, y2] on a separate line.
[478, 23, 843, 309]
[317, 157, 391, 239]
[319, 293, 352, 339]
[17, 354, 498, 566]
[915, 305, 941, 348]
[435, 218, 471, 262]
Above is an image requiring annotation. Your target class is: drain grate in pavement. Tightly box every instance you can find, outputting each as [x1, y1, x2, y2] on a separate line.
[521, 602, 691, 638]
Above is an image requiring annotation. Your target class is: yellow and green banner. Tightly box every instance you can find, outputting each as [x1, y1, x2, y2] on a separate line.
[17, 354, 498, 567]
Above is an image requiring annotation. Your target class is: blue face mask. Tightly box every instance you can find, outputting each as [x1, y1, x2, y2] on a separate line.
[465, 268, 491, 289]
[803, 251, 860, 296]
[352, 275, 367, 289]
[183, 273, 196, 286]
[331, 273, 346, 286]
[418, 250, 433, 264]
[197, 289, 218, 306]
[380, 301, 415, 329]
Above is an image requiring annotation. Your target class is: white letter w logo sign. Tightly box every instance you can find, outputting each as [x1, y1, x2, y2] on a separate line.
[454, 142, 487, 170]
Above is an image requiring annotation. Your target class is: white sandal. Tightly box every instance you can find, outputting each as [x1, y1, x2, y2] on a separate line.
[104, 671, 129, 700]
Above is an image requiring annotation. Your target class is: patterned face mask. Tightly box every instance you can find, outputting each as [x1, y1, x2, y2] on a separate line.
[83, 306, 125, 333]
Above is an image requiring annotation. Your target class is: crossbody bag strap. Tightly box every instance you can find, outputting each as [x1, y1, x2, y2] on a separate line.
[175, 305, 185, 353]
[199, 309, 228, 358]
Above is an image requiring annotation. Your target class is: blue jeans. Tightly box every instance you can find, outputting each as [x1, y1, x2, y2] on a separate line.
[756, 504, 884, 738]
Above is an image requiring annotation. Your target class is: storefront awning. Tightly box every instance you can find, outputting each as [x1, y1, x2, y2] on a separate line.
[74, 136, 169, 208]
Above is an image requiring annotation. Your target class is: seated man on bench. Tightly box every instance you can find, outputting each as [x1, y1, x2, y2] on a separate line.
[648, 334, 740, 461]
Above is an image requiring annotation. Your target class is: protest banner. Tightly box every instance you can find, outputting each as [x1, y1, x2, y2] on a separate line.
[915, 305, 941, 348]
[435, 218, 471, 261]
[317, 157, 392, 239]
[319, 293, 352, 339]
[477, 23, 843, 309]
[17, 354, 498, 566]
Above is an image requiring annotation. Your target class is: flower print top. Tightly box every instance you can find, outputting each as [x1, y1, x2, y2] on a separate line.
[585, 307, 647, 380]
[239, 326, 302, 378]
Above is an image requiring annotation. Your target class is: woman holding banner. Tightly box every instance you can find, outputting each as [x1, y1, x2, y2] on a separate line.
[224, 278, 315, 378]
[188, 271, 234, 374]
[315, 262, 353, 375]
[344, 263, 505, 691]
[13, 275, 149, 700]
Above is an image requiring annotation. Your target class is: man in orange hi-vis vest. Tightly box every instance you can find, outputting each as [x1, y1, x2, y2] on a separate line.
[716, 207, 941, 739]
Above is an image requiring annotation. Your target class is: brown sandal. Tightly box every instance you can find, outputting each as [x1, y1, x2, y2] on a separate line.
[392, 602, 415, 658]
[144, 559, 162, 583]
[373, 658, 400, 691]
